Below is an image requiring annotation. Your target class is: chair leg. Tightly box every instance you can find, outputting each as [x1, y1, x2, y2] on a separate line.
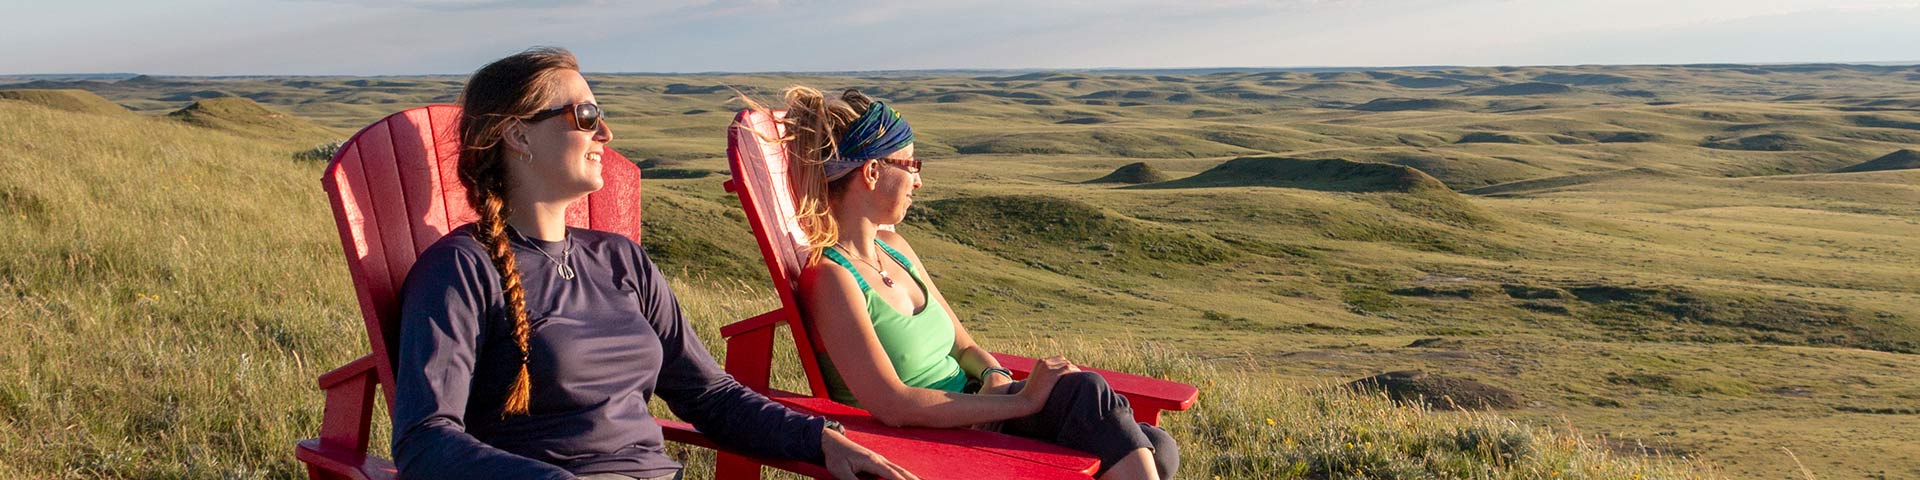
[714, 452, 765, 480]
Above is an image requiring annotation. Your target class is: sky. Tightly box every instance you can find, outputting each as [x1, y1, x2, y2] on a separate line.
[5, 0, 1919, 75]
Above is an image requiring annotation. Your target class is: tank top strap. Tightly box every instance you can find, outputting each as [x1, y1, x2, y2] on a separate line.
[820, 247, 872, 292]
[874, 239, 916, 275]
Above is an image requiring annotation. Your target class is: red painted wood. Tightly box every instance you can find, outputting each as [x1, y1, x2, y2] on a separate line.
[295, 438, 398, 480]
[767, 393, 1097, 479]
[386, 108, 452, 252]
[722, 312, 778, 392]
[314, 355, 377, 454]
[308, 105, 799, 480]
[723, 110, 830, 399]
[769, 393, 1100, 475]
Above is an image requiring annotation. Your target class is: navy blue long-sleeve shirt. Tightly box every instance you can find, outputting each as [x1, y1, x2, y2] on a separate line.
[391, 225, 824, 479]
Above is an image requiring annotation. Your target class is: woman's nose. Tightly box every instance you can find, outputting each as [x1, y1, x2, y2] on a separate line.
[594, 120, 613, 143]
[910, 172, 922, 189]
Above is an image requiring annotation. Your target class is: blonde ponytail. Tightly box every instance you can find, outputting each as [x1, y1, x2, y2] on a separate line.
[744, 86, 876, 264]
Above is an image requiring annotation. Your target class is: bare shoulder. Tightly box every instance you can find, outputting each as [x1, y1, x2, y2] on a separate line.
[874, 229, 926, 264]
[798, 257, 861, 300]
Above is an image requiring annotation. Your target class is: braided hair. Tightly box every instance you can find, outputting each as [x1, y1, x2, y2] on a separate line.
[455, 47, 578, 417]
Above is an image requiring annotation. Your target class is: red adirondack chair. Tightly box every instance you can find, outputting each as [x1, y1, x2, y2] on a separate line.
[296, 104, 1102, 480]
[714, 109, 1201, 478]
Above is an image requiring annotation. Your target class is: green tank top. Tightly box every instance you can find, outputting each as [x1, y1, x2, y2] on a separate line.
[815, 239, 969, 406]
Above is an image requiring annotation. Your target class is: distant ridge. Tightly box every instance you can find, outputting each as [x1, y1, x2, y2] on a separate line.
[1084, 162, 1172, 184]
[1351, 98, 1472, 112]
[1140, 156, 1450, 193]
[167, 96, 340, 145]
[0, 89, 133, 117]
[1463, 82, 1576, 96]
[1835, 149, 1920, 173]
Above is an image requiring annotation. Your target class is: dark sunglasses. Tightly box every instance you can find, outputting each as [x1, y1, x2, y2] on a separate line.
[528, 102, 604, 131]
[878, 157, 921, 174]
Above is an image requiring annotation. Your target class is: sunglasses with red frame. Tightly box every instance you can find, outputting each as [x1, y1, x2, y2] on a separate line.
[877, 157, 921, 174]
[528, 102, 604, 131]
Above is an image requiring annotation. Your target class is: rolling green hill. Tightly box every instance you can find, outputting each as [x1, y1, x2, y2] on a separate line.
[5, 62, 1919, 478]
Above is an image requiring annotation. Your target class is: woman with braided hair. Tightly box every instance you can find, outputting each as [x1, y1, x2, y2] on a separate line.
[775, 87, 1180, 480]
[389, 48, 915, 480]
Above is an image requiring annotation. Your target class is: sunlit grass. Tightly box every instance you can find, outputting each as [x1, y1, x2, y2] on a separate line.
[0, 99, 1716, 478]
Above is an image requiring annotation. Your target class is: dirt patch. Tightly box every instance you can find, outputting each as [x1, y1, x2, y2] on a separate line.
[1347, 370, 1521, 410]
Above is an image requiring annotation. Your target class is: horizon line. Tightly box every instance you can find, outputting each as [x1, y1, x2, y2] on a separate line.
[5, 59, 1919, 80]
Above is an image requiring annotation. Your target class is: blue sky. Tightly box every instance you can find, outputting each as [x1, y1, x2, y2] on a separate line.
[7, 0, 1919, 75]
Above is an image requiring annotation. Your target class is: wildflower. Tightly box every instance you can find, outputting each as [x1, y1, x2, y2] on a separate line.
[1265, 417, 1276, 427]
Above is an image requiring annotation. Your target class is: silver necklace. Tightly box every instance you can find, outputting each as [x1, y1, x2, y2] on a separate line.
[834, 241, 895, 288]
[513, 227, 576, 280]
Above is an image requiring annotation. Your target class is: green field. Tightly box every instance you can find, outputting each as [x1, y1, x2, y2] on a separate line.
[4, 63, 1917, 478]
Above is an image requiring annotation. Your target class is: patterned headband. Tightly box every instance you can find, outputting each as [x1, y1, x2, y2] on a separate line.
[824, 101, 914, 181]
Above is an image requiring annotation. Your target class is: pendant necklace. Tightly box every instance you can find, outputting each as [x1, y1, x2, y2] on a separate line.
[836, 242, 895, 287]
[514, 227, 576, 280]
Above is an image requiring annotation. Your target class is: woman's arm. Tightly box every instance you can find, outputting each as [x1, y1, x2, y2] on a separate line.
[391, 246, 572, 480]
[802, 257, 1054, 428]
[634, 249, 827, 461]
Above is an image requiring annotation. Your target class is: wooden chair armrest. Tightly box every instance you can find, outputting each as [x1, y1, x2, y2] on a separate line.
[990, 352, 1198, 425]
[720, 309, 788, 338]
[316, 354, 379, 389]
[656, 419, 836, 478]
[295, 438, 397, 480]
[765, 391, 1100, 478]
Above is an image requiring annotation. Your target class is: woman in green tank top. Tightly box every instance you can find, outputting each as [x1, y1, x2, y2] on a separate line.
[771, 87, 1179, 480]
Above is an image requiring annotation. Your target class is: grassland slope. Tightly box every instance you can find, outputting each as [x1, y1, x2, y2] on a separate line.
[0, 100, 1723, 479]
[166, 96, 342, 146]
[0, 88, 134, 117]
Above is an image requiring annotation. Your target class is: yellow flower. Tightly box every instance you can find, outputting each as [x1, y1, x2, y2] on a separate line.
[1265, 418, 1276, 427]
[1346, 442, 1355, 449]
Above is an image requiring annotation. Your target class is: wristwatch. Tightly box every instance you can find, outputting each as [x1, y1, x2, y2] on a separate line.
[823, 419, 845, 434]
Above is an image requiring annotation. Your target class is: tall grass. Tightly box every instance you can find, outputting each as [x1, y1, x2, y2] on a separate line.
[0, 101, 1712, 478]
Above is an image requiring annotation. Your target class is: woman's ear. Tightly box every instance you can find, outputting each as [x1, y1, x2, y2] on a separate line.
[862, 162, 881, 190]
[502, 121, 532, 159]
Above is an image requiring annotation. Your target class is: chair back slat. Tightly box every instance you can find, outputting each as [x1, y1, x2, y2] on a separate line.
[322, 104, 642, 402]
[726, 110, 833, 397]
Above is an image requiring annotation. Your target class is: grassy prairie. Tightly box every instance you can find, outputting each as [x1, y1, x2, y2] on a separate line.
[5, 62, 1919, 478]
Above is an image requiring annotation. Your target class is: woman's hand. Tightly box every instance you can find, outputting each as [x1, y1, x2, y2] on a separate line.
[1015, 356, 1079, 414]
[822, 428, 919, 480]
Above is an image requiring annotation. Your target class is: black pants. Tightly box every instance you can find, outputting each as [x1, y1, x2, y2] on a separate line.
[998, 372, 1180, 478]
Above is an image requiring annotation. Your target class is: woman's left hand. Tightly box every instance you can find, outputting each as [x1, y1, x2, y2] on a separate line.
[822, 428, 919, 480]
